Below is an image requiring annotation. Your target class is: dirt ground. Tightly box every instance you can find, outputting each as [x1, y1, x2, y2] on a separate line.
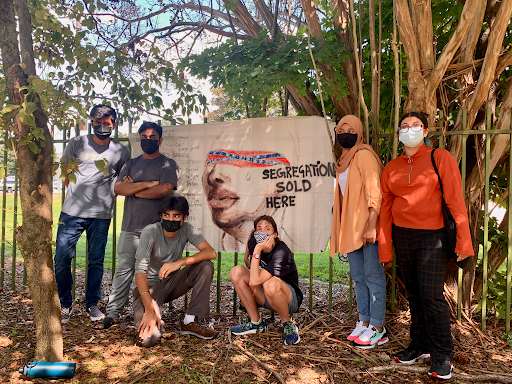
[1, 261, 511, 384]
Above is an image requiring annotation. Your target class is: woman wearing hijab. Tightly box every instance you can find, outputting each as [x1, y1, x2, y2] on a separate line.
[330, 115, 388, 349]
[379, 111, 473, 380]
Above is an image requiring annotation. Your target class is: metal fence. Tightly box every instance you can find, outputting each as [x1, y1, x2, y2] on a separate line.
[0, 110, 511, 334]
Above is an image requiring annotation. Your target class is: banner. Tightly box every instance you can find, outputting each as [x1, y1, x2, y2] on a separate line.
[129, 116, 335, 253]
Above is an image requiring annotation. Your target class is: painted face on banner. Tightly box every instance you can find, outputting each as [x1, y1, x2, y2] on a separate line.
[202, 148, 290, 230]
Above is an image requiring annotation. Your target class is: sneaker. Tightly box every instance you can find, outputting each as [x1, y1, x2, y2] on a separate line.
[428, 359, 453, 380]
[230, 318, 267, 335]
[347, 321, 368, 341]
[395, 346, 431, 364]
[282, 321, 300, 345]
[353, 326, 389, 349]
[179, 320, 218, 340]
[86, 306, 105, 322]
[61, 307, 73, 324]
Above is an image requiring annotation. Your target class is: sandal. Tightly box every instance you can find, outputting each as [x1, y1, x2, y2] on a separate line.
[94, 317, 119, 330]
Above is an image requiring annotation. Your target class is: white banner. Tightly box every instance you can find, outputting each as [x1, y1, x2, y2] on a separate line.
[129, 116, 335, 253]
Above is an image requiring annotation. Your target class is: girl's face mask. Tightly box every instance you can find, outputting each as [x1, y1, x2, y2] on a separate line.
[254, 231, 269, 244]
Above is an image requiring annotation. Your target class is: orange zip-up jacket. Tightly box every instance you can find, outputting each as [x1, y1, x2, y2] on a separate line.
[378, 144, 474, 263]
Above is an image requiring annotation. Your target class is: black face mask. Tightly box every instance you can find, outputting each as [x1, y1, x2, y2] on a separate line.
[337, 133, 358, 149]
[161, 219, 182, 233]
[93, 126, 112, 141]
[141, 139, 159, 154]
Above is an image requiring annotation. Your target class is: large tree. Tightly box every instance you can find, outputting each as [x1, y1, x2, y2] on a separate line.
[0, 0, 207, 361]
[0, 0, 62, 361]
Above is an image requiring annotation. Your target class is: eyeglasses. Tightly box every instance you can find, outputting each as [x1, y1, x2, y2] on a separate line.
[399, 124, 423, 133]
[92, 121, 113, 127]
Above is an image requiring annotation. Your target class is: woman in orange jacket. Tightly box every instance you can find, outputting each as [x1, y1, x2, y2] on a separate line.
[330, 115, 387, 349]
[379, 111, 473, 380]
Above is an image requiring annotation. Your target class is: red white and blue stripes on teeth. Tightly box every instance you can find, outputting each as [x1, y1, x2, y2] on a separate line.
[205, 150, 290, 168]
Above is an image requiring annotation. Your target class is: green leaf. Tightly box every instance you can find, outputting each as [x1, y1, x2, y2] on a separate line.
[28, 141, 40, 154]
[24, 102, 38, 115]
[68, 173, 77, 184]
[3, 104, 20, 113]
[94, 159, 106, 171]
[0, 167, 5, 180]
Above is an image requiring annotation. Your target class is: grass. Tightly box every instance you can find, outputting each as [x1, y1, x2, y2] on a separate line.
[0, 195, 350, 283]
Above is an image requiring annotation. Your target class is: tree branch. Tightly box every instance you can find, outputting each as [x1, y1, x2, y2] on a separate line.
[349, 0, 370, 141]
[465, 78, 512, 205]
[253, 0, 276, 32]
[14, 0, 36, 76]
[496, 52, 512, 80]
[91, 4, 174, 24]
[393, 0, 421, 75]
[72, 94, 184, 124]
[427, 0, 479, 99]
[158, 22, 250, 39]
[465, 0, 512, 130]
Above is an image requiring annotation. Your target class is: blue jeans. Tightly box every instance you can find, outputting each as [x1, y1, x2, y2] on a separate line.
[54, 212, 111, 308]
[347, 242, 386, 327]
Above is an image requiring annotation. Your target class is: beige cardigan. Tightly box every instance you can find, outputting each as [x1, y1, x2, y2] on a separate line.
[329, 149, 382, 257]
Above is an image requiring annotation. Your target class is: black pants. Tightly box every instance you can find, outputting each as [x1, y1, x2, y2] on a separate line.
[393, 225, 453, 361]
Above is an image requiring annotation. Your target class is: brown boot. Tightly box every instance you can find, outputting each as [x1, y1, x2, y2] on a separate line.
[179, 320, 218, 340]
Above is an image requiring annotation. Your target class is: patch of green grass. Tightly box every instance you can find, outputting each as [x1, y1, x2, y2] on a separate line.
[1, 195, 349, 282]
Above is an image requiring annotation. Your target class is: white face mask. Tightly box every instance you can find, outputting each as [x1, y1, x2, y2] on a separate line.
[399, 129, 424, 148]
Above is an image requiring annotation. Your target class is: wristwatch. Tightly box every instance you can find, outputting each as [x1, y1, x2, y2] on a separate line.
[252, 253, 260, 259]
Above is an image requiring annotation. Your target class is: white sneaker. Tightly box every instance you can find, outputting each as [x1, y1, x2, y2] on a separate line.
[353, 326, 389, 349]
[86, 306, 105, 322]
[347, 321, 367, 341]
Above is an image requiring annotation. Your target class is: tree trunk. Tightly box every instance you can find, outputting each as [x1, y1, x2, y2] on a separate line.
[0, 0, 63, 362]
[395, 0, 479, 123]
[302, 0, 355, 118]
[332, 0, 358, 117]
[369, 0, 379, 150]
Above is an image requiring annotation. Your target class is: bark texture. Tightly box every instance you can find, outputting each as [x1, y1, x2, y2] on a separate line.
[0, 0, 63, 362]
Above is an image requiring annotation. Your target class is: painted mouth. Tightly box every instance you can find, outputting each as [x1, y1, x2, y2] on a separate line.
[208, 189, 240, 210]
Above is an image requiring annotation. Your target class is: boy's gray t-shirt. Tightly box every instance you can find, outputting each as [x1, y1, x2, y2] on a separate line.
[61, 135, 130, 219]
[135, 222, 206, 287]
[118, 155, 179, 232]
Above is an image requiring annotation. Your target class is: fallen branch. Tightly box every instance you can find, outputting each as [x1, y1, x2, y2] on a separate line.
[209, 348, 225, 384]
[234, 343, 286, 384]
[306, 331, 378, 365]
[368, 364, 512, 383]
[365, 369, 390, 384]
[301, 313, 330, 333]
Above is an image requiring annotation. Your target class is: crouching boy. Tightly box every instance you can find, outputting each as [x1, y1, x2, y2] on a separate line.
[134, 195, 218, 347]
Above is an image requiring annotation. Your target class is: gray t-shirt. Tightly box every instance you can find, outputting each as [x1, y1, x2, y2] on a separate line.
[61, 135, 130, 219]
[118, 155, 179, 232]
[135, 222, 206, 287]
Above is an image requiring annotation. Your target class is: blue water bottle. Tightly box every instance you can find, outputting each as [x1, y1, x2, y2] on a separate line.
[19, 360, 76, 379]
